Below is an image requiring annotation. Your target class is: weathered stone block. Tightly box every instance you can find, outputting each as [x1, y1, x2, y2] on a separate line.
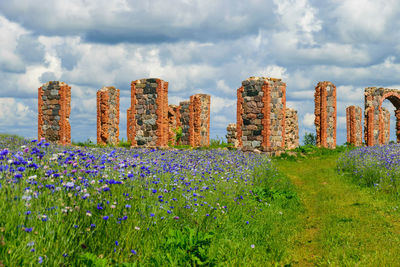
[314, 81, 337, 149]
[237, 77, 286, 153]
[97, 86, 120, 145]
[38, 81, 71, 145]
[127, 78, 168, 147]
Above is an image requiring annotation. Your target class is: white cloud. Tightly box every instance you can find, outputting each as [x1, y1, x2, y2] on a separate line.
[303, 112, 315, 127]
[0, 98, 34, 126]
[210, 95, 236, 114]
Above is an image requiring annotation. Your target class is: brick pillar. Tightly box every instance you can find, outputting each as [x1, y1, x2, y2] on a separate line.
[396, 109, 400, 144]
[346, 106, 363, 146]
[237, 86, 244, 148]
[179, 101, 190, 145]
[380, 107, 390, 144]
[168, 104, 181, 145]
[179, 95, 210, 147]
[314, 81, 336, 149]
[226, 123, 238, 148]
[188, 94, 210, 147]
[285, 108, 299, 150]
[97, 86, 120, 145]
[38, 81, 71, 145]
[238, 77, 286, 154]
[127, 78, 168, 147]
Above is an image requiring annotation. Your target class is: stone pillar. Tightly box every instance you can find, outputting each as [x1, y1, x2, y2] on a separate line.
[189, 94, 211, 147]
[226, 123, 238, 148]
[285, 108, 299, 150]
[237, 86, 244, 148]
[237, 77, 286, 154]
[179, 94, 211, 147]
[127, 78, 168, 147]
[346, 105, 363, 146]
[97, 86, 120, 145]
[396, 109, 400, 143]
[38, 81, 71, 145]
[314, 81, 337, 149]
[168, 104, 181, 145]
[380, 107, 390, 144]
[179, 101, 190, 145]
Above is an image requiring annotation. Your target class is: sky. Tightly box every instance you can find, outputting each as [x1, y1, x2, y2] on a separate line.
[0, 0, 400, 144]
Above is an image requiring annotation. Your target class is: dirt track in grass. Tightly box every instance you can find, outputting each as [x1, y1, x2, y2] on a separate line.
[275, 154, 400, 266]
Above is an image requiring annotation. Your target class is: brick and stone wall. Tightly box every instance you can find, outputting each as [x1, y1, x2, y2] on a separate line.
[285, 108, 299, 150]
[127, 78, 168, 147]
[38, 81, 71, 145]
[314, 81, 337, 149]
[226, 123, 238, 148]
[168, 104, 181, 145]
[236, 77, 286, 154]
[189, 94, 211, 147]
[381, 107, 390, 144]
[97, 86, 120, 145]
[179, 101, 190, 145]
[346, 105, 363, 146]
[178, 95, 210, 147]
[364, 87, 400, 145]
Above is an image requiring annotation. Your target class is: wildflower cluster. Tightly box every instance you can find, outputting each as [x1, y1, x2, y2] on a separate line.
[0, 135, 279, 265]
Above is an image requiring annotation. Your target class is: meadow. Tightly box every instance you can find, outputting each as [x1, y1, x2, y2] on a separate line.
[0, 135, 300, 266]
[3, 134, 400, 266]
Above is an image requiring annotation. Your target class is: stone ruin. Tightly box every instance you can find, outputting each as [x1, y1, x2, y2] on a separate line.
[97, 86, 120, 145]
[346, 105, 363, 146]
[127, 78, 169, 147]
[236, 77, 286, 154]
[364, 87, 400, 146]
[38, 81, 71, 145]
[168, 104, 181, 145]
[285, 108, 299, 150]
[178, 94, 211, 147]
[226, 123, 238, 148]
[381, 107, 390, 144]
[314, 81, 337, 149]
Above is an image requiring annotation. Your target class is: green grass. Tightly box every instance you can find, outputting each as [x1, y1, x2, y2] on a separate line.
[274, 149, 400, 266]
[0, 135, 301, 266]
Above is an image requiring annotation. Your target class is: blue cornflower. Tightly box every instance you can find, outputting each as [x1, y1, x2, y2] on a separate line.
[152, 189, 157, 193]
[103, 216, 109, 220]
[115, 241, 119, 246]
[38, 256, 43, 264]
[150, 213, 155, 217]
[125, 204, 131, 208]
[131, 249, 137, 255]
[63, 253, 68, 257]
[90, 224, 96, 228]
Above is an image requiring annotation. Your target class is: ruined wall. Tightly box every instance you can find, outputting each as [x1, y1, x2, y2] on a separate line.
[237, 77, 286, 154]
[178, 95, 210, 147]
[38, 81, 71, 145]
[97, 87, 120, 145]
[285, 108, 299, 150]
[381, 107, 390, 144]
[346, 105, 363, 146]
[189, 94, 210, 147]
[179, 101, 190, 145]
[226, 123, 238, 148]
[168, 104, 181, 145]
[314, 81, 337, 149]
[364, 87, 400, 145]
[127, 78, 168, 147]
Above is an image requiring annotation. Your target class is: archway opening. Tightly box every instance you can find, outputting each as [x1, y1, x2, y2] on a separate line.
[381, 94, 400, 144]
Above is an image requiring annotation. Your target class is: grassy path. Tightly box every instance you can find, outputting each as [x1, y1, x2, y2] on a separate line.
[275, 154, 400, 266]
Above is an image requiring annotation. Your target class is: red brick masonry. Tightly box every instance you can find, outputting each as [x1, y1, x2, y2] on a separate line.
[314, 81, 336, 149]
[38, 81, 71, 145]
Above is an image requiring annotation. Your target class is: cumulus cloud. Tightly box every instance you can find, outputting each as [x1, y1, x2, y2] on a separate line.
[303, 113, 315, 127]
[0, 0, 399, 144]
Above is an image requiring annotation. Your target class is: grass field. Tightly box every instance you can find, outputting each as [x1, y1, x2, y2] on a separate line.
[1, 134, 400, 266]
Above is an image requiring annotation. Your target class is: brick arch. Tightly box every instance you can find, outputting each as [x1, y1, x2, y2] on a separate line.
[364, 87, 400, 146]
